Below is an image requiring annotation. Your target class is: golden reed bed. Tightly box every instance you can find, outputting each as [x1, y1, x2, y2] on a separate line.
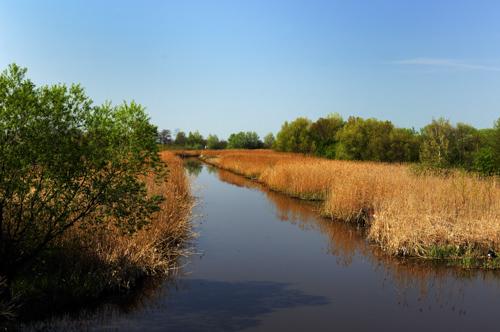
[183, 149, 500, 266]
[58, 151, 193, 291]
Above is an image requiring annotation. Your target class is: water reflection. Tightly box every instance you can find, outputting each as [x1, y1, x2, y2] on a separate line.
[212, 164, 500, 314]
[184, 159, 203, 176]
[22, 160, 500, 331]
[24, 279, 328, 332]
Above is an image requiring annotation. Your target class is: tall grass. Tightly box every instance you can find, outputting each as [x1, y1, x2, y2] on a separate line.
[7, 151, 193, 321]
[61, 151, 193, 285]
[192, 149, 500, 265]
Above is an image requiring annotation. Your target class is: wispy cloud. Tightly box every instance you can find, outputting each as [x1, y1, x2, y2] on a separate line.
[393, 57, 500, 72]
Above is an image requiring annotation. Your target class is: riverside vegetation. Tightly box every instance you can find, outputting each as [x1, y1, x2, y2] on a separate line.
[181, 149, 500, 268]
[0, 65, 192, 324]
[161, 113, 500, 176]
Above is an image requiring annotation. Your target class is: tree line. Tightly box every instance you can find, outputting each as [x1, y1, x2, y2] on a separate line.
[158, 129, 275, 150]
[160, 113, 500, 175]
[273, 113, 499, 174]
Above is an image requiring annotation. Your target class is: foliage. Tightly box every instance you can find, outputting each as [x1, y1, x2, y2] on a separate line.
[0, 64, 163, 280]
[419, 118, 454, 168]
[207, 134, 220, 149]
[158, 129, 172, 145]
[227, 131, 262, 149]
[309, 113, 344, 158]
[449, 123, 481, 169]
[274, 118, 312, 153]
[206, 134, 227, 149]
[268, 113, 498, 173]
[387, 127, 420, 162]
[335, 117, 395, 161]
[493, 118, 500, 171]
[473, 121, 500, 175]
[263, 133, 276, 149]
[186, 131, 206, 149]
[174, 130, 187, 146]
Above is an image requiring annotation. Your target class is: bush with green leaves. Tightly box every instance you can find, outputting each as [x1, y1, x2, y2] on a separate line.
[308, 113, 344, 157]
[227, 131, 262, 149]
[263, 133, 276, 149]
[335, 117, 396, 161]
[206, 134, 227, 149]
[174, 130, 187, 146]
[0, 64, 163, 280]
[274, 118, 312, 153]
[186, 130, 206, 149]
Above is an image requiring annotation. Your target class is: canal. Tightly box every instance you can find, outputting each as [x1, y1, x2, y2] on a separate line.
[28, 160, 500, 331]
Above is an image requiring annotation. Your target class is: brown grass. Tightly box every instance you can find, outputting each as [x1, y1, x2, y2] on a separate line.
[60, 151, 193, 290]
[5, 151, 193, 322]
[187, 149, 500, 263]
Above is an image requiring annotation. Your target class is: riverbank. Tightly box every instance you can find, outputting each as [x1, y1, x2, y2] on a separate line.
[179, 149, 500, 268]
[2, 151, 193, 325]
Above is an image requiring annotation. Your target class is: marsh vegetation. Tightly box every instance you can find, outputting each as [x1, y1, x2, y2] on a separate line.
[21, 160, 500, 331]
[189, 149, 500, 267]
[0, 65, 192, 324]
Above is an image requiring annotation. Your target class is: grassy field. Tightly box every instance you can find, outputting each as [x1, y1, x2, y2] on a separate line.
[4, 151, 193, 321]
[182, 149, 500, 268]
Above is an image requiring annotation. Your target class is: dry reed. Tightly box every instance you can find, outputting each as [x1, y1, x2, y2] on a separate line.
[49, 151, 193, 296]
[191, 149, 500, 264]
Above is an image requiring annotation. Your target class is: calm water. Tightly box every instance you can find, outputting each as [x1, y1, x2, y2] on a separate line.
[27, 161, 500, 331]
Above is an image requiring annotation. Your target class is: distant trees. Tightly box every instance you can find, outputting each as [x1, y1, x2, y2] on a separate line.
[275, 118, 312, 153]
[274, 115, 418, 162]
[206, 134, 227, 149]
[227, 131, 262, 149]
[450, 123, 481, 168]
[158, 129, 172, 145]
[272, 114, 499, 174]
[418, 118, 489, 170]
[387, 128, 420, 162]
[174, 131, 187, 146]
[335, 117, 394, 161]
[308, 113, 344, 158]
[186, 131, 206, 149]
[263, 133, 276, 149]
[160, 129, 266, 150]
[158, 113, 499, 175]
[493, 119, 500, 170]
[419, 118, 454, 168]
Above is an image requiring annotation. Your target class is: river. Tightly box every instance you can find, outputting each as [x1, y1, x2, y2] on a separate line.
[26, 160, 500, 331]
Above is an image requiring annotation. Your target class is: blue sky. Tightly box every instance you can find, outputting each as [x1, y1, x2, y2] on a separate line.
[1, 0, 499, 138]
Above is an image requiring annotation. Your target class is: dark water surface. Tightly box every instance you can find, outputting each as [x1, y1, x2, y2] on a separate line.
[28, 161, 500, 331]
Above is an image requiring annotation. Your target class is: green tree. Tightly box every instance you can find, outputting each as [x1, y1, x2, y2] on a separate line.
[492, 118, 500, 169]
[0, 64, 163, 280]
[309, 113, 345, 158]
[206, 134, 224, 149]
[335, 117, 394, 161]
[387, 128, 420, 162]
[419, 118, 454, 168]
[449, 123, 481, 168]
[174, 131, 187, 146]
[187, 131, 205, 149]
[227, 131, 262, 149]
[263, 133, 276, 149]
[274, 117, 312, 153]
[474, 119, 500, 175]
[158, 129, 172, 145]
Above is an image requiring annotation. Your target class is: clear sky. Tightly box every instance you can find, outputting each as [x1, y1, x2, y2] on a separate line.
[1, 0, 499, 138]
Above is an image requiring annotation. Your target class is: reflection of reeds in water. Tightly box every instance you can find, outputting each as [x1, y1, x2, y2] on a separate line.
[194, 150, 500, 264]
[214, 165, 500, 306]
